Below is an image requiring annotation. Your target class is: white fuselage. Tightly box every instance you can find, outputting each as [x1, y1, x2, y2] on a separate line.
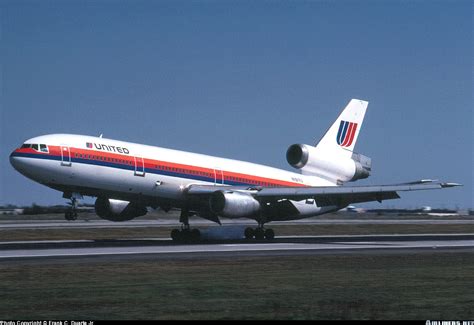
[10, 134, 336, 210]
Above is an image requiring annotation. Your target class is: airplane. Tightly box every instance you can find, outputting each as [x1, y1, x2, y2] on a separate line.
[9, 99, 461, 241]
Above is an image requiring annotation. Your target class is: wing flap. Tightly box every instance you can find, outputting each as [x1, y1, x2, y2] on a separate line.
[313, 191, 400, 207]
[254, 182, 448, 201]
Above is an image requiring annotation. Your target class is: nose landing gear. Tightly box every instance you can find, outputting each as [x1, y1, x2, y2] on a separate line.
[63, 193, 82, 221]
[64, 197, 78, 221]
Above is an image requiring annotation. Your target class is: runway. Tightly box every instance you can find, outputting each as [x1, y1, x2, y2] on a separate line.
[1, 234, 473, 260]
[2, 218, 474, 229]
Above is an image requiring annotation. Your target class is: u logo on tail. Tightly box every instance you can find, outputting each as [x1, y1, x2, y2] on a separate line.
[336, 120, 358, 147]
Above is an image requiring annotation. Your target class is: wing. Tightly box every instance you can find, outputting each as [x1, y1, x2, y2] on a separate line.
[186, 180, 461, 207]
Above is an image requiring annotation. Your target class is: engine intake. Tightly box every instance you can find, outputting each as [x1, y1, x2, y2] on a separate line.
[286, 144, 309, 169]
[209, 191, 261, 218]
[95, 197, 147, 222]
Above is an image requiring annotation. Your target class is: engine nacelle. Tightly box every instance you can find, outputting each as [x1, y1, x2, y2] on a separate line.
[94, 197, 147, 222]
[209, 191, 261, 218]
[286, 143, 371, 182]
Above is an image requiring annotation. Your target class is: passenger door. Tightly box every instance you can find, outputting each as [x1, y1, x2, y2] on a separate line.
[134, 156, 145, 176]
[60, 146, 71, 166]
[214, 167, 224, 185]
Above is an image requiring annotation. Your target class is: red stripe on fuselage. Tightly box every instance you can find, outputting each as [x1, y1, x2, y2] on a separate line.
[74, 147, 305, 187]
[15, 145, 306, 188]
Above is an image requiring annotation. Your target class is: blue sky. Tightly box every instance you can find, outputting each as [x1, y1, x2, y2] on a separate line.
[1, 0, 472, 209]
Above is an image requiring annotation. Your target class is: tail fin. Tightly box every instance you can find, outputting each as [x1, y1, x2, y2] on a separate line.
[314, 99, 368, 158]
[286, 99, 370, 183]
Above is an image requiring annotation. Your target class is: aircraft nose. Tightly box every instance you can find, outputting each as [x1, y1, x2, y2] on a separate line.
[10, 148, 43, 181]
[10, 150, 20, 170]
[9, 149, 27, 173]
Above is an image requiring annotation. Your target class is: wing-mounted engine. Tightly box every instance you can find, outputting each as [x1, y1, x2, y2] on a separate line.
[209, 191, 261, 218]
[95, 197, 147, 221]
[286, 143, 371, 183]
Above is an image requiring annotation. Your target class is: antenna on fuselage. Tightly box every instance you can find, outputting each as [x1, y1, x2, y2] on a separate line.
[99, 133, 103, 138]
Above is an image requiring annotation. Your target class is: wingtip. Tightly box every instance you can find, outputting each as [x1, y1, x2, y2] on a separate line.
[440, 182, 463, 188]
[401, 180, 462, 188]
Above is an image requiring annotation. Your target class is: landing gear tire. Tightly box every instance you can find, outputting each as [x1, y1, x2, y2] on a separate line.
[64, 210, 77, 221]
[244, 227, 254, 239]
[170, 228, 201, 243]
[171, 229, 181, 241]
[264, 228, 275, 240]
[244, 227, 275, 240]
[191, 229, 201, 242]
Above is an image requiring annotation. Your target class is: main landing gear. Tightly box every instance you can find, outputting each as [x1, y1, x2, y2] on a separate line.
[244, 223, 275, 240]
[170, 209, 201, 243]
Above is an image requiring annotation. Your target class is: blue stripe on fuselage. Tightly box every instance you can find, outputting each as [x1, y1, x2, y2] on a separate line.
[10, 151, 250, 186]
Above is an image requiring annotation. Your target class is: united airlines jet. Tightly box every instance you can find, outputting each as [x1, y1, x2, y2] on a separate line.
[10, 99, 460, 241]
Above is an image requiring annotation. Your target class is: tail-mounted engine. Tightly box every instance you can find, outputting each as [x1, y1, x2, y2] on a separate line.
[95, 197, 147, 222]
[286, 143, 371, 182]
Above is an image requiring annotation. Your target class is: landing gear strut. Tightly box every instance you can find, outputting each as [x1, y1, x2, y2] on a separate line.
[170, 209, 201, 243]
[244, 223, 275, 240]
[65, 197, 78, 221]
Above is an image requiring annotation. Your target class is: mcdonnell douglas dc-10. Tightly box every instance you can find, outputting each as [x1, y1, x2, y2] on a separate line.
[10, 99, 460, 241]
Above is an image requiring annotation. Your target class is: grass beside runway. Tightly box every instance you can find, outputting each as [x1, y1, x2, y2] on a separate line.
[0, 251, 473, 319]
[1, 211, 473, 242]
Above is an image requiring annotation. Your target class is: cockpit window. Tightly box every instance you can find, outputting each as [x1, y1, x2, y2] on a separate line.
[22, 143, 49, 152]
